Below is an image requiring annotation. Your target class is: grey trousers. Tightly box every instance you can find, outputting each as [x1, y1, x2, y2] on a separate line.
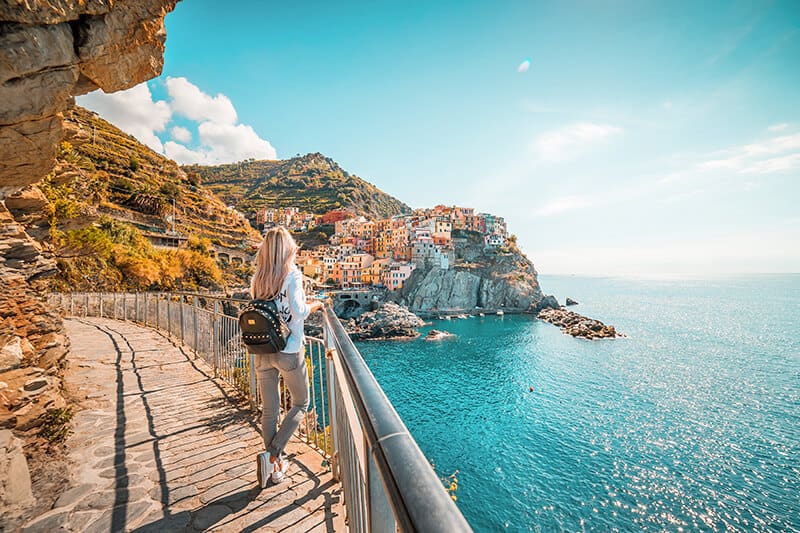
[255, 349, 309, 457]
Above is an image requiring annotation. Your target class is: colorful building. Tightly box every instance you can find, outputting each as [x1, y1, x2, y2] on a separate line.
[384, 262, 416, 291]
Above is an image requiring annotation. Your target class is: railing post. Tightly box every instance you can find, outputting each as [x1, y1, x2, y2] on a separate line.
[70, 292, 74, 316]
[122, 293, 126, 321]
[212, 300, 219, 377]
[193, 296, 199, 354]
[99, 292, 103, 318]
[156, 293, 161, 331]
[84, 292, 88, 317]
[144, 292, 149, 327]
[249, 352, 258, 412]
[180, 295, 185, 344]
[113, 292, 117, 320]
[325, 344, 340, 481]
[167, 295, 172, 338]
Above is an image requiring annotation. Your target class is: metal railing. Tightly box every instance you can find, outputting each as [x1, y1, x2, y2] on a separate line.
[50, 292, 472, 532]
[49, 291, 331, 457]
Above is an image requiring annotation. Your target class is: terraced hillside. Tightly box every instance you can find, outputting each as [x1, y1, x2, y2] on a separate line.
[32, 106, 262, 290]
[188, 152, 411, 220]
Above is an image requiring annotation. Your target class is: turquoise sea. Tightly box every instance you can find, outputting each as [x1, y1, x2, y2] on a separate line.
[356, 275, 800, 532]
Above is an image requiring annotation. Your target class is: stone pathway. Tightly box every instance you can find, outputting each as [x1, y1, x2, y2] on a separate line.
[22, 318, 343, 532]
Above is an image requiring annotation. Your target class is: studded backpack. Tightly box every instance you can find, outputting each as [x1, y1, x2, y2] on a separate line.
[238, 299, 290, 354]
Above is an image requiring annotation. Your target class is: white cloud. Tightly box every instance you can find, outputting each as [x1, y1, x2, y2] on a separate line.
[166, 77, 237, 125]
[533, 195, 591, 217]
[77, 83, 171, 153]
[533, 122, 622, 161]
[163, 141, 206, 165]
[517, 59, 531, 73]
[698, 133, 800, 175]
[767, 123, 789, 132]
[165, 122, 277, 165]
[171, 126, 192, 143]
[77, 78, 278, 165]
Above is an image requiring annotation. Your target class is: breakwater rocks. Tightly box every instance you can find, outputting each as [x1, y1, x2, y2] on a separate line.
[425, 329, 455, 341]
[537, 307, 623, 340]
[346, 303, 425, 340]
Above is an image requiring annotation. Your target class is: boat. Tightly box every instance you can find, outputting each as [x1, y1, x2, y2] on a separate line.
[496, 310, 504, 316]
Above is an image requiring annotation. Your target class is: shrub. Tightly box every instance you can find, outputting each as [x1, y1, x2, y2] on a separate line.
[159, 182, 180, 199]
[187, 235, 212, 255]
[39, 407, 74, 444]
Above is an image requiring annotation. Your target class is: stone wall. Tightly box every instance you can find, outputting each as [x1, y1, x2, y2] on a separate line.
[0, 0, 179, 435]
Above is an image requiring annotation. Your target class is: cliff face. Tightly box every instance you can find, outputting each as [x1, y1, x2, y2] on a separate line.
[0, 0, 178, 440]
[395, 230, 549, 314]
[1, 0, 179, 198]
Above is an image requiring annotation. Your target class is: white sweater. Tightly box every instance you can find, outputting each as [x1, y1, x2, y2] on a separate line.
[253, 267, 310, 353]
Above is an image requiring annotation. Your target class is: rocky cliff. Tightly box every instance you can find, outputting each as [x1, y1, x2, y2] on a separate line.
[0, 1, 178, 520]
[395, 230, 556, 314]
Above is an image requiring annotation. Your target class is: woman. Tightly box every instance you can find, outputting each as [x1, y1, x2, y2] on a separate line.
[251, 226, 323, 487]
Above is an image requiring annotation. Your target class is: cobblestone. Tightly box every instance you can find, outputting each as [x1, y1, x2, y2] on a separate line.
[21, 318, 343, 532]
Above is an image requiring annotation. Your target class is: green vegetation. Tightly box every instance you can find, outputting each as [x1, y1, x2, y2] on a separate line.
[292, 223, 335, 249]
[48, 216, 223, 291]
[187, 152, 411, 220]
[39, 407, 74, 444]
[40, 106, 263, 289]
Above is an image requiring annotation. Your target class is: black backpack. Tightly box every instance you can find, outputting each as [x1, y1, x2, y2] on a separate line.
[238, 299, 290, 354]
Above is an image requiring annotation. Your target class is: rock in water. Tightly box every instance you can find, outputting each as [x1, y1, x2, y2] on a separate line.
[565, 297, 578, 306]
[537, 307, 623, 340]
[425, 329, 455, 341]
[350, 303, 424, 340]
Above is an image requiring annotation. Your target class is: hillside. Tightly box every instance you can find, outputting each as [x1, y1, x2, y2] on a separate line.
[28, 106, 262, 291]
[187, 153, 411, 220]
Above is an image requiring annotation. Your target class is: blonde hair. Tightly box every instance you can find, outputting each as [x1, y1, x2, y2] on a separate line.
[251, 226, 298, 300]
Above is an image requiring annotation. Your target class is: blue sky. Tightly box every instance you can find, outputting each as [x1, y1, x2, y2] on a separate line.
[79, 0, 800, 275]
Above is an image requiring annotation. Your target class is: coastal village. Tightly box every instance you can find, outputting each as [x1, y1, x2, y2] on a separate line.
[257, 205, 510, 291]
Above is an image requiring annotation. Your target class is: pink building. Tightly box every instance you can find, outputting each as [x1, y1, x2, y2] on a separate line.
[383, 262, 416, 291]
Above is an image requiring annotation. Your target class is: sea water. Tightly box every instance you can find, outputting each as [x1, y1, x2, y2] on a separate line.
[355, 275, 800, 532]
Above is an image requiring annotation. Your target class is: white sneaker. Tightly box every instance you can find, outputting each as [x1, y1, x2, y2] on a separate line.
[256, 452, 272, 489]
[270, 457, 290, 484]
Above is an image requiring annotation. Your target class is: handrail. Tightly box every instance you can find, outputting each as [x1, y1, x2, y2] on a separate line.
[323, 305, 472, 532]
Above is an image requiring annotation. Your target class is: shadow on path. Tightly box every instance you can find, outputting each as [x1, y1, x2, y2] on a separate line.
[67, 318, 342, 532]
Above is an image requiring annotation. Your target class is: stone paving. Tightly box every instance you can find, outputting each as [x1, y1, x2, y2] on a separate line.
[22, 318, 344, 532]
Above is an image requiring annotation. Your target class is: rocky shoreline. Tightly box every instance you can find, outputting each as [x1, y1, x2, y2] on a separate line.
[537, 307, 623, 340]
[345, 302, 425, 340]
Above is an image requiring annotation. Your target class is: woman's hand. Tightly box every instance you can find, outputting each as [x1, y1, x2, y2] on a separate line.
[307, 300, 324, 313]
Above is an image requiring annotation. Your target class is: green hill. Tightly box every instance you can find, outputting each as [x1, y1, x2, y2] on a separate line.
[38, 106, 262, 291]
[187, 153, 411, 220]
